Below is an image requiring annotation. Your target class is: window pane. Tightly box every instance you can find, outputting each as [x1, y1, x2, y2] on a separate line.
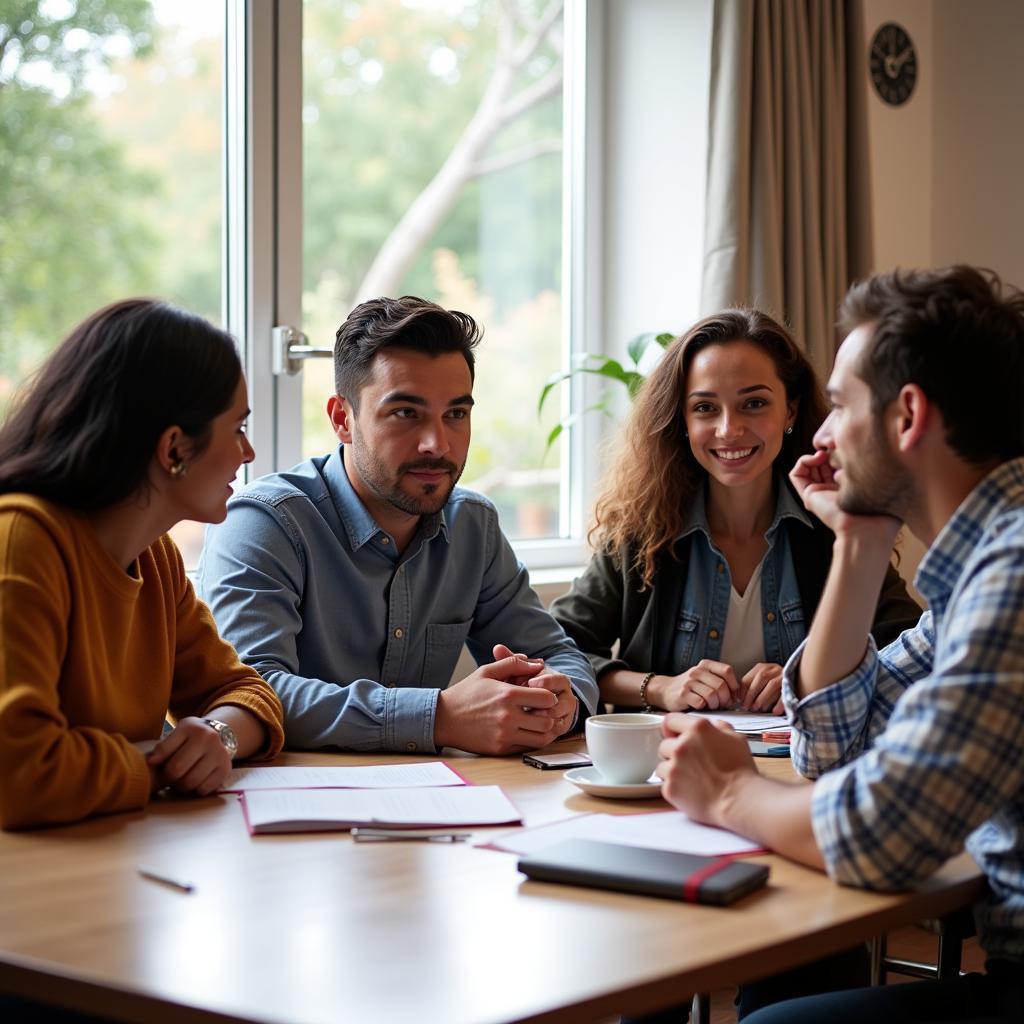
[0, 0, 224, 567]
[301, 0, 564, 539]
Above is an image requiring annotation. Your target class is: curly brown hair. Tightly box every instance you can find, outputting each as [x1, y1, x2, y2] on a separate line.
[589, 309, 828, 588]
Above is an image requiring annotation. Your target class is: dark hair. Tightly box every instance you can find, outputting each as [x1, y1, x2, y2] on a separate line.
[840, 266, 1024, 465]
[0, 298, 242, 510]
[333, 295, 481, 406]
[591, 308, 828, 588]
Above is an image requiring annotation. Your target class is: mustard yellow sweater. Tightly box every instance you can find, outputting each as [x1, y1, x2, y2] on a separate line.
[0, 495, 284, 829]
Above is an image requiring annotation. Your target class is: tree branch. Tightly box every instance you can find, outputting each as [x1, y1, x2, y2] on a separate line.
[470, 138, 562, 178]
[510, 0, 564, 71]
[500, 65, 562, 123]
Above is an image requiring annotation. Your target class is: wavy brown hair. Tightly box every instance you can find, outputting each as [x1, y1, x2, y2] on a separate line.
[589, 309, 828, 588]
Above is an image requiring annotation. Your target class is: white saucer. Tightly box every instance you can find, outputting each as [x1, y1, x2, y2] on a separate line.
[563, 766, 663, 800]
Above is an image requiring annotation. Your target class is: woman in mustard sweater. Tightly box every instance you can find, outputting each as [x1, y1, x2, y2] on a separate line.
[0, 298, 285, 829]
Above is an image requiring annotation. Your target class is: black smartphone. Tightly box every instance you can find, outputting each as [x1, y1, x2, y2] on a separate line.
[522, 752, 593, 770]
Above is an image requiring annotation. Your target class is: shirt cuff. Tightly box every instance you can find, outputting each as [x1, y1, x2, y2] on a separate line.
[383, 686, 440, 754]
[782, 637, 880, 778]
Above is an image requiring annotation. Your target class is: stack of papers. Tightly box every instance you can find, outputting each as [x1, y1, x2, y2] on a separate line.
[691, 710, 791, 737]
[241, 785, 522, 835]
[220, 761, 466, 792]
[483, 810, 763, 857]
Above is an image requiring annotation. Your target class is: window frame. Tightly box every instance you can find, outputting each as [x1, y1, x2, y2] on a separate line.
[233, 0, 604, 571]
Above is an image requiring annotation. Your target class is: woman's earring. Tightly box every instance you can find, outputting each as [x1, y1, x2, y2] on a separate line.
[785, 426, 794, 435]
[170, 460, 188, 479]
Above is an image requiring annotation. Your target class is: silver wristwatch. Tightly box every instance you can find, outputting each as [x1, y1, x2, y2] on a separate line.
[202, 718, 239, 759]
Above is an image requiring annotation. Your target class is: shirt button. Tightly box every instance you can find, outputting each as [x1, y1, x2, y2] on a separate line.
[380, 535, 390, 545]
[717, 563, 725, 573]
[394, 628, 404, 639]
[406, 742, 417, 751]
[708, 628, 719, 639]
[766, 612, 776, 623]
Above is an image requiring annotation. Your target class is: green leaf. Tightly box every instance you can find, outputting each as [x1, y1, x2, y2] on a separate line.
[655, 332, 675, 348]
[541, 398, 614, 457]
[627, 332, 657, 367]
[537, 368, 573, 414]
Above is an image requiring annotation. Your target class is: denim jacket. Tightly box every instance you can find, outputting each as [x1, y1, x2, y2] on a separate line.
[673, 483, 810, 669]
[550, 479, 922, 688]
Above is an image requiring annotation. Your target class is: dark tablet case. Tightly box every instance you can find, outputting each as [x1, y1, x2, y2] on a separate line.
[518, 838, 769, 905]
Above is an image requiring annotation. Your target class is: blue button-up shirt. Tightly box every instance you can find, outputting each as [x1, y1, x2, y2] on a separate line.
[198, 448, 597, 753]
[782, 457, 1024, 962]
[672, 482, 814, 670]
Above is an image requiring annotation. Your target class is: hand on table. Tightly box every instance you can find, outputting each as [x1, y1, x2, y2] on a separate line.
[739, 663, 785, 715]
[655, 713, 758, 826]
[145, 717, 233, 796]
[492, 643, 578, 739]
[435, 652, 566, 755]
[648, 660, 739, 712]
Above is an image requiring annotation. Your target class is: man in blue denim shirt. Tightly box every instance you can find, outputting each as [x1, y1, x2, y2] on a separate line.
[199, 297, 597, 755]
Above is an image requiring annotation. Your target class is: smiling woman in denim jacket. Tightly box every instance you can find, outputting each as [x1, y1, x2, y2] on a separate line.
[551, 309, 921, 717]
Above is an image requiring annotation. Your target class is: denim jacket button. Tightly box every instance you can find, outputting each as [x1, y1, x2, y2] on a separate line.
[708, 628, 719, 639]
[766, 612, 776, 623]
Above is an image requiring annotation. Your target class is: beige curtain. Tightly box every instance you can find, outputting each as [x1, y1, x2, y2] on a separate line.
[700, 0, 872, 378]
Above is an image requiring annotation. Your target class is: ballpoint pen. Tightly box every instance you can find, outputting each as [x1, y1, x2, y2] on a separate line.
[350, 828, 472, 843]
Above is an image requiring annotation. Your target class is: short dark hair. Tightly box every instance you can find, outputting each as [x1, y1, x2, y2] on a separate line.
[840, 266, 1024, 465]
[0, 298, 242, 510]
[333, 296, 481, 406]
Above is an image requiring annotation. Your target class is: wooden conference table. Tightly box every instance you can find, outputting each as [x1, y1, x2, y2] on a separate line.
[0, 744, 982, 1024]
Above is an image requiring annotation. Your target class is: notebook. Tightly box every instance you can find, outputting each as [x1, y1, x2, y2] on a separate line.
[518, 838, 769, 905]
[241, 784, 521, 834]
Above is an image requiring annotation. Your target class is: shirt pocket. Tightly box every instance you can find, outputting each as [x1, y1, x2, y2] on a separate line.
[674, 611, 701, 669]
[778, 601, 806, 654]
[423, 619, 473, 687]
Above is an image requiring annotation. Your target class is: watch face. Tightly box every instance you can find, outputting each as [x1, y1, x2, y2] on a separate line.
[869, 22, 917, 107]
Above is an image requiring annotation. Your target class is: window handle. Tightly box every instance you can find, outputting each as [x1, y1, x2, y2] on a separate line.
[272, 325, 332, 376]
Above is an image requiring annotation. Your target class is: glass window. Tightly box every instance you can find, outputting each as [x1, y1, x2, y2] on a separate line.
[0, 0, 224, 567]
[301, 0, 565, 540]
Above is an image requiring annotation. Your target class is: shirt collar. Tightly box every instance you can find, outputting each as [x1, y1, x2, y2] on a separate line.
[325, 445, 450, 550]
[915, 456, 1024, 606]
[679, 476, 812, 542]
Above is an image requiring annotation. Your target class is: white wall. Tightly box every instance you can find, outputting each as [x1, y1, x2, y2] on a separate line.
[931, 0, 1024, 287]
[600, 0, 713, 362]
[861, 0, 1024, 286]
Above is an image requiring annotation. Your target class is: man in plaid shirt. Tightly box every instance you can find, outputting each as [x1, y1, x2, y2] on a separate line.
[656, 265, 1024, 1024]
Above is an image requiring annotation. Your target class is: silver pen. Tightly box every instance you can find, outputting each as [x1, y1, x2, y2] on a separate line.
[351, 828, 471, 843]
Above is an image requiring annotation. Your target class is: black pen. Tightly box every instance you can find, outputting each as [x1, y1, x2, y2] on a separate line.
[137, 866, 195, 892]
[351, 828, 471, 843]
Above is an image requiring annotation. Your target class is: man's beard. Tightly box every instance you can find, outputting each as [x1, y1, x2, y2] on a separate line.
[837, 421, 915, 521]
[352, 446, 463, 517]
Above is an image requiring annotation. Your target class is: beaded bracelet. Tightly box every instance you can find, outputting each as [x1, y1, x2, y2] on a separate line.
[638, 671, 655, 713]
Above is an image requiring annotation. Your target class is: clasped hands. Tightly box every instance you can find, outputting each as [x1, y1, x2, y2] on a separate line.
[649, 659, 784, 715]
[434, 643, 578, 755]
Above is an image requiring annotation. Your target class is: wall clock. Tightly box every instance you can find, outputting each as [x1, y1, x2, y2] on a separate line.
[869, 22, 917, 106]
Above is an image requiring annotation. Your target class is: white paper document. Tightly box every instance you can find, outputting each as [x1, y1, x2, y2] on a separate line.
[221, 761, 465, 792]
[484, 810, 763, 857]
[690, 710, 790, 734]
[241, 784, 521, 834]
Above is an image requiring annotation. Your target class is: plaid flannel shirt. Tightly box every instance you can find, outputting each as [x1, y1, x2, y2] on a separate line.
[782, 457, 1024, 963]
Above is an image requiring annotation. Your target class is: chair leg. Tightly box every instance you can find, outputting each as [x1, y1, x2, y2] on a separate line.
[936, 927, 965, 980]
[869, 934, 887, 986]
[691, 992, 710, 1024]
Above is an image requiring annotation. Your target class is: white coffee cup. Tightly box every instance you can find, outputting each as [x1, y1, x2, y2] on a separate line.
[585, 713, 664, 784]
